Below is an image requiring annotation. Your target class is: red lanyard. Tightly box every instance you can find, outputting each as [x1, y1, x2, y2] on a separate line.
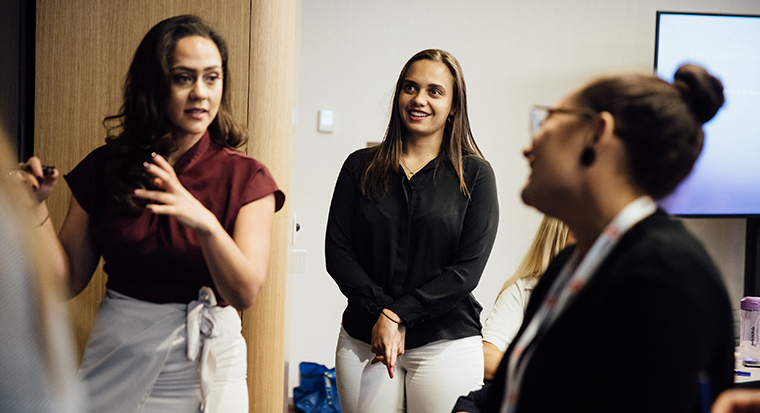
[501, 197, 657, 413]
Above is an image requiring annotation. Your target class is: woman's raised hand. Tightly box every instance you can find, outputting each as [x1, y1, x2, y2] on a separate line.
[133, 153, 218, 232]
[12, 157, 59, 204]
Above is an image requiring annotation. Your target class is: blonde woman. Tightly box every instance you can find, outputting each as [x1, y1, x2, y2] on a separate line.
[1, 122, 83, 412]
[481, 216, 569, 380]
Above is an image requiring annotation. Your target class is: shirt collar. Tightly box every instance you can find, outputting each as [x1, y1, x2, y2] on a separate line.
[173, 130, 210, 175]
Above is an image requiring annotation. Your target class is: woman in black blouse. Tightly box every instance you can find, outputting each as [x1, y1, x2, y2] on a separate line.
[325, 49, 499, 413]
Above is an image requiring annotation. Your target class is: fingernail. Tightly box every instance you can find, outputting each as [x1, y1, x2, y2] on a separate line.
[151, 152, 157, 158]
[143, 162, 150, 169]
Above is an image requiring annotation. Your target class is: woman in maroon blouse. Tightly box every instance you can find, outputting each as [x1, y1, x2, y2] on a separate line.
[20, 15, 284, 413]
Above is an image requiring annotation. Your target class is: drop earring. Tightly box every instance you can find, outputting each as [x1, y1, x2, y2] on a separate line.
[580, 147, 596, 166]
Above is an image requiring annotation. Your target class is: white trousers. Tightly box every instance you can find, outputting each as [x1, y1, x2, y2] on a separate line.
[335, 327, 483, 413]
[79, 288, 248, 413]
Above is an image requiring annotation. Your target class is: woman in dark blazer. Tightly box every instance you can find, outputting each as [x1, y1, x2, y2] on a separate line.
[454, 64, 734, 413]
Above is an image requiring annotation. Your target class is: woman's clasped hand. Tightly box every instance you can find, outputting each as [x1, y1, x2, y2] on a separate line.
[370, 309, 406, 378]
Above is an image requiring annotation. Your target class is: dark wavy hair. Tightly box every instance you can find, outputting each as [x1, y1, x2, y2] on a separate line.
[361, 49, 483, 201]
[103, 14, 247, 212]
[573, 64, 724, 199]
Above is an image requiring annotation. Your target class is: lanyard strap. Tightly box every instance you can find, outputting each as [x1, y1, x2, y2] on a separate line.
[501, 196, 657, 413]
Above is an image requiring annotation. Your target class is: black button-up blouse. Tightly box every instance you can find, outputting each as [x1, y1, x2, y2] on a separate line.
[325, 147, 499, 349]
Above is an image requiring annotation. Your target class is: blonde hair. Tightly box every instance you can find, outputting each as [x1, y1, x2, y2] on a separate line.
[495, 215, 569, 301]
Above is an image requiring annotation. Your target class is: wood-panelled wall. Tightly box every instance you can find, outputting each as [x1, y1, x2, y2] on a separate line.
[35, 1, 294, 411]
[245, 1, 296, 410]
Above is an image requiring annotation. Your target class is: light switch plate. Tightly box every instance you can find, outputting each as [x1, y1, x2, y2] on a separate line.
[318, 109, 334, 132]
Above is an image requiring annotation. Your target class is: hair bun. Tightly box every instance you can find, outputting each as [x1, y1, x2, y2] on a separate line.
[673, 64, 725, 124]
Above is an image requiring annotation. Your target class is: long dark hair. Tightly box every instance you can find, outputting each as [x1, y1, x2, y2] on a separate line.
[361, 49, 483, 201]
[104, 15, 247, 212]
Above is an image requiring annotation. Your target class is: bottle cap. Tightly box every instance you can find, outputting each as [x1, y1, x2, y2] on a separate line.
[741, 296, 760, 310]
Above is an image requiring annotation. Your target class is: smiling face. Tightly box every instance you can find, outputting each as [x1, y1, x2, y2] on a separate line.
[397, 59, 456, 142]
[521, 93, 595, 216]
[165, 35, 223, 144]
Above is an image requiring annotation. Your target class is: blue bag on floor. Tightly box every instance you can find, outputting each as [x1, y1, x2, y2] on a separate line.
[293, 362, 341, 413]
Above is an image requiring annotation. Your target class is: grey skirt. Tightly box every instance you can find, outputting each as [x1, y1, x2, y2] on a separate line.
[78, 287, 248, 413]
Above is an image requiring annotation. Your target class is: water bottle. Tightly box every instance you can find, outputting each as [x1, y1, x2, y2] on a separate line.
[740, 296, 760, 361]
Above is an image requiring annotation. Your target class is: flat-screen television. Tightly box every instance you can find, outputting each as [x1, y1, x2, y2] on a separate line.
[655, 12, 760, 217]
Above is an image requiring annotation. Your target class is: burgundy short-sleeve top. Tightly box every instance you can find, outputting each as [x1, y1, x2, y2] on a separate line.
[65, 132, 285, 305]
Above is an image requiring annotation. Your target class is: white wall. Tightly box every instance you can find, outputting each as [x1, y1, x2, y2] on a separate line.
[288, 0, 760, 395]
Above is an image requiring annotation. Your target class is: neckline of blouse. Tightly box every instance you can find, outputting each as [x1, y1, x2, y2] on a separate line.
[172, 130, 211, 175]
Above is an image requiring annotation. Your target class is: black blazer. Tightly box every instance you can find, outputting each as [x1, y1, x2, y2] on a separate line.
[454, 210, 734, 413]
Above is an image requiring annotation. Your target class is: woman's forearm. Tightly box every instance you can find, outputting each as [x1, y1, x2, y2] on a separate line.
[482, 341, 504, 381]
[197, 195, 275, 310]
